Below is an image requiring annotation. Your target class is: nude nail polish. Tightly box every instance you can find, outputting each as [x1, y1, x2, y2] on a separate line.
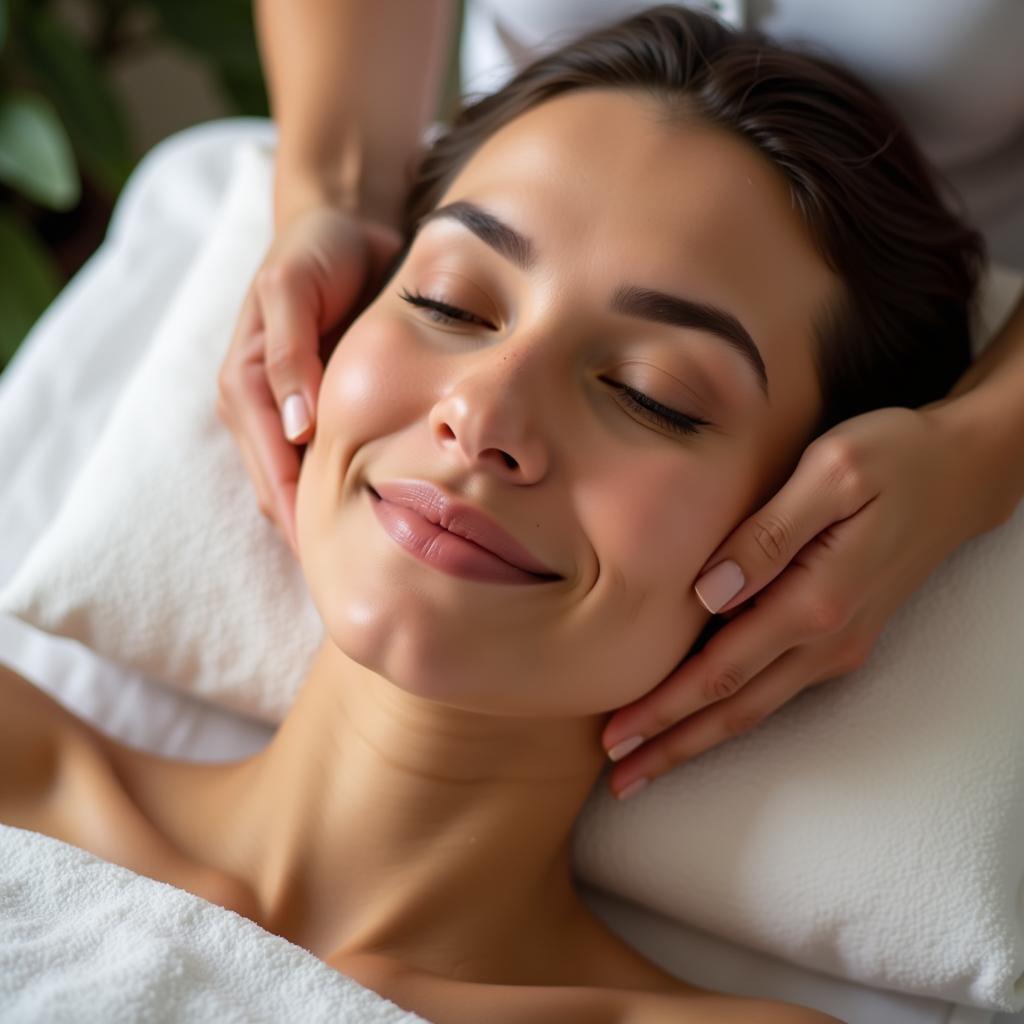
[282, 393, 310, 442]
[617, 777, 649, 801]
[607, 735, 644, 762]
[694, 559, 744, 613]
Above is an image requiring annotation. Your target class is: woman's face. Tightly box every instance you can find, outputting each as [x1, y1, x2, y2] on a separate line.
[295, 88, 838, 718]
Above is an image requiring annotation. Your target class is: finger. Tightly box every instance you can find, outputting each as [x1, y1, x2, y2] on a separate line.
[608, 643, 840, 797]
[234, 431, 274, 522]
[217, 288, 265, 431]
[255, 265, 325, 445]
[275, 471, 301, 559]
[218, 294, 273, 511]
[603, 566, 810, 758]
[231, 333, 304, 555]
[228, 401, 298, 560]
[241, 435, 299, 560]
[692, 442, 877, 616]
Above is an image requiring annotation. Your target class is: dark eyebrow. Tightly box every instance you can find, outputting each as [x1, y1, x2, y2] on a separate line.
[419, 200, 539, 272]
[416, 199, 770, 402]
[610, 286, 769, 401]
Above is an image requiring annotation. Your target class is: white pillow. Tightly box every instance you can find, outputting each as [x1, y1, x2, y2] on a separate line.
[2, 136, 1024, 1013]
[0, 141, 324, 722]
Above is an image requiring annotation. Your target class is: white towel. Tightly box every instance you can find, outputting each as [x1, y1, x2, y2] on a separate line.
[0, 824, 430, 1023]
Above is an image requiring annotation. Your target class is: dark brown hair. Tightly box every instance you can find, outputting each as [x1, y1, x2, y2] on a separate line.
[381, 4, 984, 443]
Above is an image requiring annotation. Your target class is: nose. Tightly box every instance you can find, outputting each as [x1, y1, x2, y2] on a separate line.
[428, 351, 552, 483]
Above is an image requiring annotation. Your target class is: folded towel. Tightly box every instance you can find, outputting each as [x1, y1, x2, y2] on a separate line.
[0, 139, 326, 722]
[0, 824, 429, 1023]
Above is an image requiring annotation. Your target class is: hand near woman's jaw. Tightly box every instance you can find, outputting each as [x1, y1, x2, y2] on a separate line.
[216, 205, 403, 559]
[601, 398, 1016, 801]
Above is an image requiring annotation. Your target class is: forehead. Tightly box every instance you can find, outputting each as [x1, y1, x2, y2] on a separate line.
[433, 88, 834, 441]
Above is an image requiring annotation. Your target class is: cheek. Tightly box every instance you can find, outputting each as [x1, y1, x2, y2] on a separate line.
[297, 312, 429, 539]
[573, 455, 754, 710]
[316, 313, 433, 439]
[587, 458, 739, 585]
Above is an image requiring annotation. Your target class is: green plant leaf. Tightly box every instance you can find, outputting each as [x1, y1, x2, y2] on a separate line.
[0, 92, 80, 209]
[149, 0, 261, 75]
[23, 12, 133, 196]
[0, 211, 62, 373]
[0, 0, 8, 53]
[215, 66, 269, 117]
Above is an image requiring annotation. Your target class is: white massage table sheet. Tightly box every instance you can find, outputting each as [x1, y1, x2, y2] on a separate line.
[0, 118, 1015, 1024]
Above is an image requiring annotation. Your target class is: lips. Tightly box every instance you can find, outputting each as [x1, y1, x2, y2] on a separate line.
[368, 479, 561, 578]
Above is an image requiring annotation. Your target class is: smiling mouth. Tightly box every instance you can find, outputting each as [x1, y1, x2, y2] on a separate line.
[365, 484, 561, 584]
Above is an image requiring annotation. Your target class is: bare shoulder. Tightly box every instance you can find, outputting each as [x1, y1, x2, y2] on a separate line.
[624, 990, 844, 1024]
[0, 660, 111, 818]
[0, 659, 112, 739]
[0, 660, 256, 916]
[0, 664, 81, 774]
[1, 659, 65, 723]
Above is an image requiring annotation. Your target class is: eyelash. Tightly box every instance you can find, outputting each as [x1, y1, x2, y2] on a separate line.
[399, 287, 490, 326]
[605, 380, 709, 437]
[398, 288, 711, 437]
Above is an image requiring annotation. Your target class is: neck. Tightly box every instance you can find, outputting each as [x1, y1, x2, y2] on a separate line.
[205, 640, 611, 981]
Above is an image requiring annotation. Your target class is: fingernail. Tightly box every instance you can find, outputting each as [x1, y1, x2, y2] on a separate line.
[282, 393, 310, 442]
[617, 777, 649, 801]
[694, 559, 744, 613]
[607, 735, 644, 762]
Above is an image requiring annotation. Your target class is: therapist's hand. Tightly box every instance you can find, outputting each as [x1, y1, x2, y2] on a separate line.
[601, 399, 1015, 800]
[216, 206, 402, 557]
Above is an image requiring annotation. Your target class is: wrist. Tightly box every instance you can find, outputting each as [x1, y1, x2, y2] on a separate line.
[273, 165, 355, 230]
[925, 388, 1024, 534]
[273, 156, 407, 235]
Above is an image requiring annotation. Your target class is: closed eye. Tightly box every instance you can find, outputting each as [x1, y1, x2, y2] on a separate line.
[602, 380, 710, 437]
[399, 288, 493, 327]
[397, 288, 712, 438]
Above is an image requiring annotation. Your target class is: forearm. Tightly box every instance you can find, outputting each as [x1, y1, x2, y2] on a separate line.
[255, 0, 456, 232]
[941, 284, 1024, 523]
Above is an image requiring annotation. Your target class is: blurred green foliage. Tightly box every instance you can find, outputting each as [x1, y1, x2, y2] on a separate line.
[0, 0, 268, 372]
[438, 0, 465, 127]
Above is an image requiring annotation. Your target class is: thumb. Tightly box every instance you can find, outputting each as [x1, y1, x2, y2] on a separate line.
[693, 457, 835, 615]
[257, 272, 325, 444]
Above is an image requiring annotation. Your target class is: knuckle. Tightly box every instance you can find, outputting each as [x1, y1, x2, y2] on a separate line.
[818, 439, 867, 499]
[702, 662, 746, 703]
[751, 514, 791, 563]
[255, 262, 294, 295]
[264, 341, 296, 377]
[803, 589, 851, 635]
